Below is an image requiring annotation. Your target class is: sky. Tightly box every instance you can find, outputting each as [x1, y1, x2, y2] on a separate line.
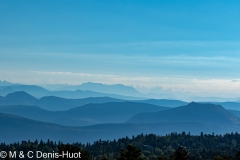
[0, 0, 240, 99]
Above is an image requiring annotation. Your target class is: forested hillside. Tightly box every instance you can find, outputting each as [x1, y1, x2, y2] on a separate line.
[2, 132, 240, 160]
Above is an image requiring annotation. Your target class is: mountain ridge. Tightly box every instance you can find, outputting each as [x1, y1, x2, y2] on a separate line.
[127, 102, 240, 126]
[61, 82, 142, 97]
[135, 99, 187, 108]
[0, 112, 228, 144]
[0, 85, 144, 100]
[0, 102, 169, 126]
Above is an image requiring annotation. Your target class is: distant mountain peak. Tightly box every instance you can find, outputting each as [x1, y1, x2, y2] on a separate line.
[5, 91, 37, 101]
[127, 102, 240, 125]
[187, 102, 222, 108]
[0, 80, 14, 86]
[189, 101, 196, 104]
[81, 82, 130, 88]
[61, 82, 142, 97]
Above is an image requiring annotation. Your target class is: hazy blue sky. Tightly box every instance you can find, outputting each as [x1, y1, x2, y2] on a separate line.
[0, 0, 240, 98]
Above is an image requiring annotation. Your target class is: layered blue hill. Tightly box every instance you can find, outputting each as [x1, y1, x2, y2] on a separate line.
[0, 91, 126, 111]
[0, 112, 225, 144]
[0, 85, 143, 100]
[61, 82, 142, 97]
[127, 102, 240, 126]
[0, 102, 169, 126]
[135, 99, 187, 108]
[0, 91, 188, 111]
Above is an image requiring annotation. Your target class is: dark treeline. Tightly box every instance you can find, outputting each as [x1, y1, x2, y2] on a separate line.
[2, 132, 240, 160]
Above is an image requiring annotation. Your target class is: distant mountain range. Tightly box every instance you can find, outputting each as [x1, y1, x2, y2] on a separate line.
[0, 80, 15, 86]
[0, 82, 178, 100]
[0, 81, 144, 99]
[0, 91, 189, 110]
[0, 91, 239, 112]
[1, 81, 239, 102]
[37, 96, 125, 111]
[1, 80, 240, 144]
[60, 82, 142, 97]
[1, 101, 240, 144]
[0, 85, 144, 100]
[135, 99, 188, 108]
[0, 91, 125, 111]
[0, 101, 169, 126]
[0, 85, 48, 97]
